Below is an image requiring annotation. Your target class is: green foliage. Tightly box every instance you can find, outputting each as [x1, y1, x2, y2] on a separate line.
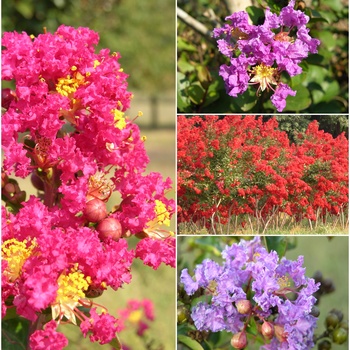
[177, 0, 348, 113]
[2, 317, 30, 350]
[2, 0, 175, 93]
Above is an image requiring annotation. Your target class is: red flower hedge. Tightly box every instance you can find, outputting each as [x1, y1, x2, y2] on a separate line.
[177, 116, 348, 231]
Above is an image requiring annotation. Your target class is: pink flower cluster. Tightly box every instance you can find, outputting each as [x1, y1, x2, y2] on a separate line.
[2, 25, 175, 348]
[118, 299, 155, 336]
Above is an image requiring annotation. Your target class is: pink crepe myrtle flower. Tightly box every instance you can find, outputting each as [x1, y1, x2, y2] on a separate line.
[80, 308, 121, 345]
[118, 299, 155, 336]
[213, 1, 320, 111]
[2, 25, 175, 349]
[29, 320, 68, 350]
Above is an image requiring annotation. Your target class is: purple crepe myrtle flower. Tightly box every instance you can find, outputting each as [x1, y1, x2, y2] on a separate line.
[180, 237, 320, 350]
[213, 1, 320, 112]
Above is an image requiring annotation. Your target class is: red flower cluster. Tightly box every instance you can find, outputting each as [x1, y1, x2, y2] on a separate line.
[2, 26, 175, 348]
[177, 115, 348, 232]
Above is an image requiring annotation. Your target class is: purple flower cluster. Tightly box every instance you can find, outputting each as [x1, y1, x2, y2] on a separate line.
[213, 0, 320, 112]
[180, 237, 320, 350]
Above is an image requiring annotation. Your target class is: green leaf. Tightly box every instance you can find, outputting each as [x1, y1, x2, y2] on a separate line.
[178, 323, 197, 336]
[186, 84, 205, 105]
[306, 65, 340, 104]
[234, 87, 257, 112]
[264, 0, 287, 14]
[286, 236, 297, 251]
[178, 335, 205, 350]
[14, 0, 34, 19]
[109, 334, 122, 349]
[321, 0, 343, 12]
[202, 82, 220, 108]
[317, 31, 337, 51]
[310, 101, 344, 113]
[178, 37, 198, 52]
[196, 65, 212, 90]
[284, 85, 311, 112]
[246, 318, 258, 336]
[265, 236, 287, 259]
[202, 340, 213, 350]
[307, 9, 329, 23]
[246, 6, 265, 25]
[2, 318, 30, 350]
[177, 72, 192, 111]
[178, 53, 196, 74]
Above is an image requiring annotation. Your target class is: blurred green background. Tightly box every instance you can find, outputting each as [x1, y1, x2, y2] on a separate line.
[177, 236, 349, 349]
[2, 0, 176, 128]
[2, 1, 176, 349]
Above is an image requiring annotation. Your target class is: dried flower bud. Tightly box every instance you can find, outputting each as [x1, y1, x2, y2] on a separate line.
[84, 198, 108, 223]
[236, 299, 252, 314]
[230, 331, 247, 349]
[97, 217, 122, 240]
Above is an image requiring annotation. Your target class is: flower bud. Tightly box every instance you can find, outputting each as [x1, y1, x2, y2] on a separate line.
[84, 198, 108, 223]
[274, 324, 288, 343]
[310, 305, 320, 318]
[261, 321, 274, 340]
[230, 331, 247, 349]
[236, 300, 252, 314]
[97, 217, 122, 240]
[323, 278, 335, 293]
[325, 312, 340, 331]
[317, 339, 331, 350]
[2, 88, 16, 109]
[339, 321, 349, 331]
[332, 327, 348, 345]
[4, 182, 16, 195]
[31, 172, 45, 191]
[329, 309, 343, 322]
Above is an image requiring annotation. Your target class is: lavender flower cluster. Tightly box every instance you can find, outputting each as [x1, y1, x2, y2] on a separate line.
[180, 237, 320, 349]
[213, 0, 320, 112]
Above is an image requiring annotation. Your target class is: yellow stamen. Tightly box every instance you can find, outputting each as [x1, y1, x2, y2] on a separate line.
[250, 64, 278, 92]
[111, 108, 126, 129]
[277, 276, 291, 289]
[2, 238, 37, 282]
[56, 72, 86, 97]
[52, 266, 90, 324]
[128, 310, 143, 323]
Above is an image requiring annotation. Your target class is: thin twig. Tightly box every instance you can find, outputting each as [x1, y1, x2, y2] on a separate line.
[177, 7, 217, 45]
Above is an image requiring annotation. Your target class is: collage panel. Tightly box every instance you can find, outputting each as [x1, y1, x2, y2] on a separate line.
[177, 0, 348, 114]
[177, 114, 348, 235]
[1, 1, 176, 350]
[177, 235, 349, 349]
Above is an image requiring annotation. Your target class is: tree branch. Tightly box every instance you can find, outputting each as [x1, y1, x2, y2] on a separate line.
[177, 7, 217, 45]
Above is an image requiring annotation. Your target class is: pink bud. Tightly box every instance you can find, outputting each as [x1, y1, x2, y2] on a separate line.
[84, 198, 108, 223]
[261, 321, 274, 339]
[236, 299, 252, 314]
[274, 324, 288, 343]
[231, 331, 247, 349]
[97, 217, 122, 240]
[2, 88, 16, 109]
